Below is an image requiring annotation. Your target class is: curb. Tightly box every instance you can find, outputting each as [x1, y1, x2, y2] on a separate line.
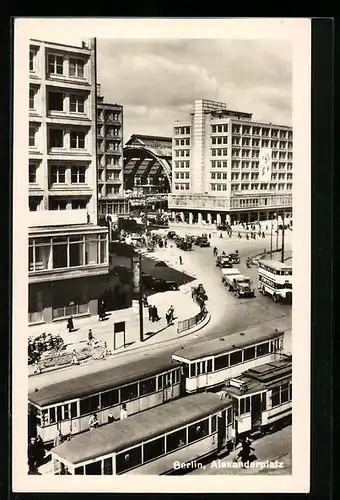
[28, 311, 212, 378]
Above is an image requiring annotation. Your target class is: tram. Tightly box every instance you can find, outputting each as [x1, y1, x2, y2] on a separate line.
[172, 326, 285, 393]
[222, 355, 292, 438]
[28, 354, 182, 444]
[50, 392, 235, 475]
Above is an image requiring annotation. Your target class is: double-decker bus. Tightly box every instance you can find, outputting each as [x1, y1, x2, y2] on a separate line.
[258, 259, 292, 302]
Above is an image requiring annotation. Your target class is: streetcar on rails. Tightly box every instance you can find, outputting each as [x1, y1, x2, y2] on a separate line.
[258, 259, 292, 303]
[172, 326, 285, 394]
[28, 355, 182, 445]
[50, 392, 235, 476]
[222, 355, 292, 439]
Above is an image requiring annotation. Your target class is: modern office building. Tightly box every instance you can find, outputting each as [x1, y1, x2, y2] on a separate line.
[28, 38, 109, 325]
[96, 85, 129, 219]
[168, 99, 293, 225]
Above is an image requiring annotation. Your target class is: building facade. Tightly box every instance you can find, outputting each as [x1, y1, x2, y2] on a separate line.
[96, 86, 129, 219]
[28, 38, 109, 325]
[169, 99, 293, 225]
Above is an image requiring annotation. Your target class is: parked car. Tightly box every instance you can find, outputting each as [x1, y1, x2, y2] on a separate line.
[228, 252, 240, 264]
[141, 273, 154, 289]
[195, 236, 210, 247]
[175, 237, 192, 251]
[151, 279, 179, 292]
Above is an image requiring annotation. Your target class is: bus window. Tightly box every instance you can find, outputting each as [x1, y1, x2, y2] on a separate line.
[244, 346, 255, 361]
[143, 436, 165, 463]
[71, 402, 78, 418]
[256, 342, 269, 357]
[49, 407, 56, 424]
[230, 350, 242, 366]
[140, 377, 156, 396]
[75, 466, 84, 475]
[207, 359, 213, 373]
[103, 457, 113, 475]
[85, 460, 102, 475]
[188, 418, 209, 443]
[166, 428, 187, 452]
[190, 363, 196, 378]
[215, 354, 228, 370]
[101, 389, 119, 409]
[121, 383, 138, 402]
[116, 446, 142, 474]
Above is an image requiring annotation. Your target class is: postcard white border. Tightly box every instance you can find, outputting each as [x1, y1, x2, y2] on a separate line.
[12, 17, 311, 493]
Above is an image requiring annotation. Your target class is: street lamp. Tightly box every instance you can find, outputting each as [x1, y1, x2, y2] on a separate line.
[274, 212, 279, 251]
[270, 213, 273, 260]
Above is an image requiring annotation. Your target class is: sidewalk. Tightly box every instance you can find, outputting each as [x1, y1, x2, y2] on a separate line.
[169, 221, 293, 238]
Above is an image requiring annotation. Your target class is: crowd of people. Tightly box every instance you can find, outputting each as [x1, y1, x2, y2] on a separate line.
[28, 333, 64, 365]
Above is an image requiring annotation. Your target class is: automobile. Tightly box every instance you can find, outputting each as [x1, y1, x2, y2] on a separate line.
[151, 279, 179, 292]
[141, 273, 155, 289]
[195, 236, 210, 247]
[228, 252, 240, 264]
[216, 255, 232, 267]
[167, 231, 177, 239]
[175, 238, 192, 251]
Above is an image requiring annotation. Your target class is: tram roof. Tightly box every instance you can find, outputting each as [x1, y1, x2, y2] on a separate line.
[258, 260, 292, 270]
[172, 326, 284, 362]
[52, 393, 232, 465]
[29, 354, 178, 407]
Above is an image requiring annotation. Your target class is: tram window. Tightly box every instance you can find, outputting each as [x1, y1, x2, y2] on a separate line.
[271, 387, 280, 407]
[227, 406, 233, 424]
[211, 415, 217, 433]
[230, 350, 242, 366]
[121, 383, 138, 402]
[157, 375, 163, 390]
[190, 363, 196, 377]
[63, 404, 69, 420]
[289, 384, 292, 400]
[75, 466, 84, 475]
[207, 359, 213, 373]
[261, 393, 266, 410]
[116, 446, 142, 473]
[244, 346, 256, 361]
[173, 369, 180, 383]
[103, 457, 113, 475]
[280, 383, 289, 403]
[140, 377, 156, 396]
[256, 342, 269, 357]
[71, 402, 78, 418]
[101, 389, 119, 409]
[57, 406, 62, 422]
[181, 363, 189, 378]
[245, 397, 251, 413]
[196, 363, 201, 375]
[188, 418, 209, 443]
[80, 395, 99, 416]
[166, 428, 187, 452]
[85, 460, 102, 475]
[143, 436, 165, 463]
[240, 398, 245, 415]
[41, 410, 48, 426]
[215, 354, 228, 370]
[49, 407, 56, 424]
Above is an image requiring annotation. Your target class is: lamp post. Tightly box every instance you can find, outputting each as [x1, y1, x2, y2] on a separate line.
[281, 210, 286, 263]
[132, 253, 143, 342]
[275, 212, 279, 251]
[270, 213, 273, 260]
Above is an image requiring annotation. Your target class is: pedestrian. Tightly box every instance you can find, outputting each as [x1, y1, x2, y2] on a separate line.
[71, 349, 79, 365]
[27, 437, 38, 473]
[153, 305, 160, 322]
[164, 239, 167, 248]
[120, 403, 128, 420]
[88, 329, 93, 346]
[246, 233, 249, 240]
[236, 437, 255, 467]
[89, 413, 99, 430]
[179, 255, 183, 265]
[208, 233, 211, 239]
[238, 232, 241, 239]
[169, 305, 175, 324]
[262, 231, 265, 238]
[148, 304, 153, 321]
[142, 293, 148, 307]
[53, 429, 63, 448]
[35, 435, 45, 465]
[67, 316, 74, 333]
[219, 232, 223, 239]
[108, 412, 115, 423]
[166, 310, 171, 325]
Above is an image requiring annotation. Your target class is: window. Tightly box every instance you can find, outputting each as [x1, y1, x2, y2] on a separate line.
[280, 383, 289, 403]
[29, 88, 36, 109]
[29, 126, 37, 147]
[230, 350, 242, 366]
[244, 346, 255, 361]
[71, 166, 86, 183]
[69, 236, 84, 266]
[70, 131, 85, 149]
[116, 446, 142, 473]
[143, 436, 165, 463]
[121, 383, 138, 402]
[85, 460, 102, 475]
[49, 129, 64, 148]
[211, 415, 217, 433]
[140, 377, 156, 396]
[69, 58, 85, 78]
[166, 428, 187, 452]
[71, 199, 87, 210]
[256, 342, 269, 357]
[70, 95, 85, 113]
[79, 395, 99, 416]
[188, 419, 209, 443]
[29, 48, 36, 71]
[227, 406, 233, 424]
[103, 457, 113, 475]
[50, 166, 66, 184]
[207, 359, 213, 373]
[215, 354, 229, 370]
[48, 54, 64, 75]
[48, 92, 64, 112]
[101, 388, 119, 409]
[29, 163, 37, 183]
[71, 402, 78, 418]
[271, 387, 280, 407]
[190, 363, 196, 378]
[49, 407, 56, 424]
[240, 398, 245, 415]
[75, 466, 84, 475]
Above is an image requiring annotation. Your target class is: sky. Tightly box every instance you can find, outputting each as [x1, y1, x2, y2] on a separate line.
[96, 39, 292, 144]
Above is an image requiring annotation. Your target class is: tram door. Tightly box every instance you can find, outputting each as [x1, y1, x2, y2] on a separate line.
[251, 393, 262, 429]
[217, 410, 226, 450]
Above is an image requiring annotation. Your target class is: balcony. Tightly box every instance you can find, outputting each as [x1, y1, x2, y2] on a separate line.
[29, 209, 89, 228]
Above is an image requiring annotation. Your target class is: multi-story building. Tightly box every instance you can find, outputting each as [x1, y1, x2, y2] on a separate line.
[28, 38, 109, 325]
[96, 86, 129, 220]
[169, 99, 293, 225]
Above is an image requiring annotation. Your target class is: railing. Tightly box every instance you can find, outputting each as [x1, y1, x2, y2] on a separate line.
[52, 303, 89, 320]
[177, 308, 208, 334]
